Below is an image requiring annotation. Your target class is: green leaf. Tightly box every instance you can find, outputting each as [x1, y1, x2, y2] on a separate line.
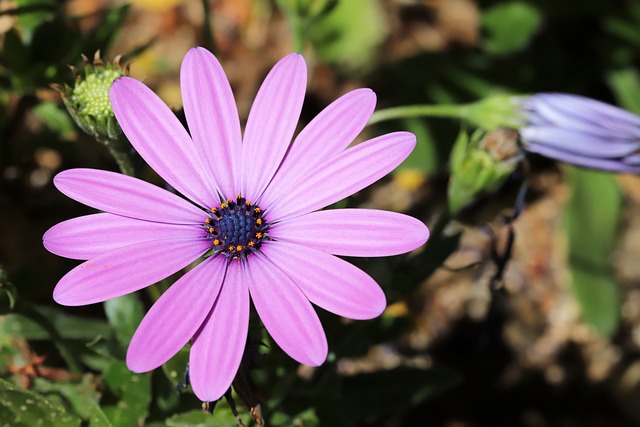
[309, 0, 387, 72]
[1, 305, 111, 340]
[102, 360, 151, 427]
[482, 2, 542, 55]
[570, 268, 620, 337]
[14, 0, 58, 39]
[608, 68, 640, 114]
[103, 293, 145, 348]
[0, 378, 81, 427]
[32, 376, 113, 427]
[32, 101, 76, 137]
[399, 118, 439, 173]
[565, 167, 621, 336]
[165, 407, 239, 427]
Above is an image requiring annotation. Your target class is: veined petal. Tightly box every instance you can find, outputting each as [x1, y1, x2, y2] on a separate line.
[190, 262, 249, 402]
[531, 93, 640, 129]
[265, 132, 416, 222]
[240, 54, 307, 201]
[247, 253, 327, 366]
[54, 169, 206, 224]
[127, 256, 227, 373]
[528, 96, 640, 139]
[525, 142, 640, 173]
[111, 77, 215, 208]
[43, 213, 205, 260]
[181, 47, 242, 200]
[263, 241, 386, 320]
[521, 127, 640, 158]
[260, 89, 376, 206]
[53, 238, 210, 306]
[271, 209, 429, 257]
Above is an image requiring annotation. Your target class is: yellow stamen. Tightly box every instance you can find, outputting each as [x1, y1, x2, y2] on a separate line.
[248, 241, 255, 247]
[254, 207, 261, 213]
[256, 232, 263, 239]
[236, 245, 243, 251]
[221, 202, 227, 208]
[208, 227, 214, 233]
[246, 200, 252, 206]
[205, 218, 211, 224]
[256, 218, 263, 225]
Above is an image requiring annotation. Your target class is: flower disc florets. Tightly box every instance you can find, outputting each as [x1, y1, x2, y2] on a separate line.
[205, 195, 268, 259]
[72, 69, 122, 120]
[53, 51, 128, 141]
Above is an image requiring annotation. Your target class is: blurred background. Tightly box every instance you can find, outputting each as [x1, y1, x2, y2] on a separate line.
[3, 0, 640, 426]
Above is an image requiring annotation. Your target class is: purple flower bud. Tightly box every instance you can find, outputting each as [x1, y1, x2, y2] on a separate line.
[519, 93, 640, 173]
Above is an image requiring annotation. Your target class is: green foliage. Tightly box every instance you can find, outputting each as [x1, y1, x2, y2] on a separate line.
[565, 168, 622, 336]
[32, 377, 113, 427]
[307, 0, 387, 72]
[166, 408, 240, 427]
[104, 294, 145, 348]
[0, 378, 81, 426]
[32, 102, 76, 139]
[101, 361, 152, 426]
[2, 0, 639, 425]
[482, 2, 542, 55]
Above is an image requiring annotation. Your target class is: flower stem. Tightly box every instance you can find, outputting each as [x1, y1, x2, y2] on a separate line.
[98, 137, 135, 177]
[368, 104, 468, 126]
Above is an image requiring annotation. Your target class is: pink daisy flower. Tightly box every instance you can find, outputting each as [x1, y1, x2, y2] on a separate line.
[43, 47, 429, 401]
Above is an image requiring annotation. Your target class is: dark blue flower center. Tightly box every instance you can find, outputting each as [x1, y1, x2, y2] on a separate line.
[204, 195, 268, 260]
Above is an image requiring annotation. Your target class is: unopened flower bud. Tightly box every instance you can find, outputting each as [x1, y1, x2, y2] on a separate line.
[448, 128, 521, 214]
[518, 93, 640, 174]
[53, 51, 127, 141]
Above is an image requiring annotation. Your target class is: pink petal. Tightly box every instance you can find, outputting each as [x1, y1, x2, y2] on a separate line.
[240, 54, 307, 201]
[190, 262, 249, 402]
[247, 253, 327, 366]
[270, 209, 429, 257]
[54, 169, 206, 224]
[127, 256, 227, 373]
[262, 241, 387, 320]
[111, 77, 216, 208]
[43, 213, 205, 260]
[53, 238, 210, 306]
[264, 132, 416, 222]
[181, 47, 242, 200]
[260, 88, 376, 206]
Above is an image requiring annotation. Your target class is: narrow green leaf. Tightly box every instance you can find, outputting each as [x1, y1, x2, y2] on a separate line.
[565, 167, 621, 336]
[1, 305, 111, 340]
[32, 101, 76, 137]
[608, 68, 640, 114]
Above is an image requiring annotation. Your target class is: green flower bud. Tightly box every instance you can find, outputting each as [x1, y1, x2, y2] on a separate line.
[459, 94, 526, 131]
[448, 128, 522, 214]
[53, 51, 127, 141]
